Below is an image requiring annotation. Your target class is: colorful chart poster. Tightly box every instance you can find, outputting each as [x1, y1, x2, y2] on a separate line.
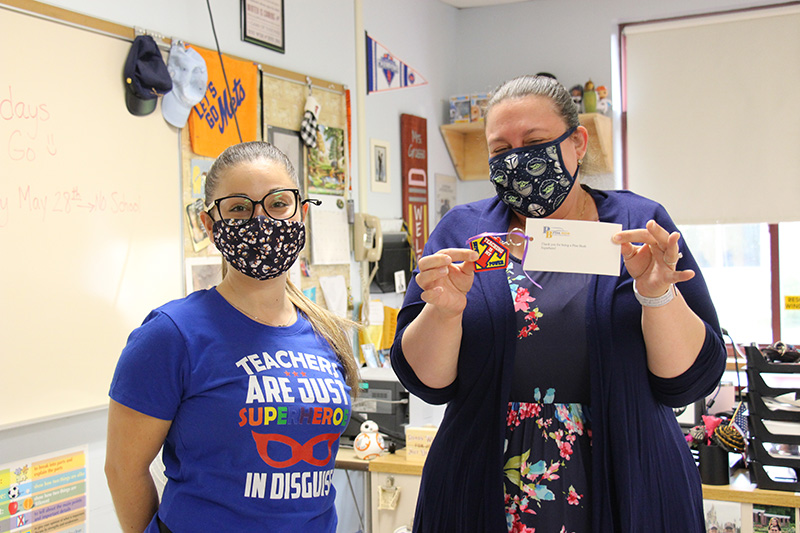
[0, 447, 88, 533]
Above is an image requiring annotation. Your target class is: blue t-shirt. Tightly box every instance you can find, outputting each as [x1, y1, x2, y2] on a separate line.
[109, 288, 351, 532]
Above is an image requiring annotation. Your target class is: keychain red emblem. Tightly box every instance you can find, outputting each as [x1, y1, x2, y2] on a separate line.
[468, 234, 509, 271]
[465, 229, 542, 289]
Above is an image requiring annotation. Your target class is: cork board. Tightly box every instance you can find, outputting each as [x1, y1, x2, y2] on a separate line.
[180, 68, 352, 313]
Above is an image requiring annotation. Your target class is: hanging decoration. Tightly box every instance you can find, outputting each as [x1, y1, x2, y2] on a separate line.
[366, 33, 428, 94]
[187, 45, 259, 158]
[401, 113, 428, 259]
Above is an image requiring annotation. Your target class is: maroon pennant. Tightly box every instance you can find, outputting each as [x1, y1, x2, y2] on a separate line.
[400, 114, 428, 259]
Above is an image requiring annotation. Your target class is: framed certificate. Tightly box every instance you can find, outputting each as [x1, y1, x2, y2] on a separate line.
[241, 0, 285, 53]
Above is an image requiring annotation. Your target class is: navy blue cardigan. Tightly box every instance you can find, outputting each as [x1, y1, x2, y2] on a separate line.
[390, 188, 726, 532]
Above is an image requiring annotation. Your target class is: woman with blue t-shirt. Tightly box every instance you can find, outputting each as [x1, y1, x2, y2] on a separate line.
[390, 75, 726, 532]
[105, 141, 359, 533]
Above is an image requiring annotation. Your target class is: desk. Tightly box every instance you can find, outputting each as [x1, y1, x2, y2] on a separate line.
[335, 448, 372, 531]
[339, 453, 800, 532]
[703, 469, 800, 508]
[335, 447, 371, 472]
[336, 448, 423, 533]
[702, 469, 800, 529]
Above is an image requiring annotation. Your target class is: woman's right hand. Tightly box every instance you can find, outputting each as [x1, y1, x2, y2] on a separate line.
[415, 248, 479, 318]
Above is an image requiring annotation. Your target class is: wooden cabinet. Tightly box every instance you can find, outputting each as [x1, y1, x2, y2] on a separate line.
[439, 120, 490, 182]
[439, 113, 613, 181]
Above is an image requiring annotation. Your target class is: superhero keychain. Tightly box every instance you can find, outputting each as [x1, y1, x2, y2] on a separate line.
[466, 228, 541, 289]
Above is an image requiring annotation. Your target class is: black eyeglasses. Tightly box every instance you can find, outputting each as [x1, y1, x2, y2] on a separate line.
[207, 188, 321, 227]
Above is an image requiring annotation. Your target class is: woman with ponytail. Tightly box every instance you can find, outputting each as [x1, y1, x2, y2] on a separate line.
[106, 141, 359, 533]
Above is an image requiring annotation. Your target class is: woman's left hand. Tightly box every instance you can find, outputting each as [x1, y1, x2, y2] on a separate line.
[613, 220, 695, 298]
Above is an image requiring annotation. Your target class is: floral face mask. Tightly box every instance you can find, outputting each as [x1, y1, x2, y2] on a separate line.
[212, 216, 305, 280]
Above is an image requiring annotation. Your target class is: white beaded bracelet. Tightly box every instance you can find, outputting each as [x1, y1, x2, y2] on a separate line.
[633, 280, 677, 307]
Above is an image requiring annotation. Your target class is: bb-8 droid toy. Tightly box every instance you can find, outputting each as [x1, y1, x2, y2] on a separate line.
[354, 420, 385, 460]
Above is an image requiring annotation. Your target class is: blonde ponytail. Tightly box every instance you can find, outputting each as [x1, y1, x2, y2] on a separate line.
[286, 279, 361, 396]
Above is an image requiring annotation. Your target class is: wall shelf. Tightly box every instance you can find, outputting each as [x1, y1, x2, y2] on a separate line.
[440, 113, 613, 182]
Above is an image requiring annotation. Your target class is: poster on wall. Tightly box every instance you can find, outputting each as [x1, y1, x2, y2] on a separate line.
[240, 0, 285, 54]
[306, 125, 347, 196]
[0, 446, 88, 532]
[401, 114, 428, 259]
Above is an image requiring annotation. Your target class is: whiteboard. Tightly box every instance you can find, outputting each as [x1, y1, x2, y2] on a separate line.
[0, 6, 183, 428]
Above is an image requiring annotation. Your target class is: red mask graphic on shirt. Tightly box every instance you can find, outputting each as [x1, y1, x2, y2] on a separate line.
[251, 432, 340, 468]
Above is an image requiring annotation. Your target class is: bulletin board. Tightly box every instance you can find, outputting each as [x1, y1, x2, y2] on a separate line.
[0, 2, 183, 428]
[181, 59, 353, 312]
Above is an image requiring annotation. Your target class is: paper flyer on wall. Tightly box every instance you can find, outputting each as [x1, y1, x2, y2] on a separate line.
[308, 195, 350, 265]
[0, 446, 89, 532]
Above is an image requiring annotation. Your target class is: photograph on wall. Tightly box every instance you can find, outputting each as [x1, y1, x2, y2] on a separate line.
[753, 505, 796, 533]
[370, 139, 390, 193]
[267, 126, 305, 197]
[704, 499, 752, 533]
[190, 158, 213, 200]
[306, 125, 346, 196]
[185, 256, 222, 295]
[435, 173, 456, 225]
[185, 198, 211, 252]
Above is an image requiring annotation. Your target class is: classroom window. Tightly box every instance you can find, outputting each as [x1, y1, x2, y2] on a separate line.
[779, 221, 800, 342]
[679, 223, 772, 344]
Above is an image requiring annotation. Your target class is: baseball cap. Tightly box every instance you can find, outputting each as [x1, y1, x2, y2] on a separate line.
[162, 43, 208, 128]
[123, 35, 172, 116]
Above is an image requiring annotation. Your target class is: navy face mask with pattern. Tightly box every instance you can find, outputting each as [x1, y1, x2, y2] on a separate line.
[212, 217, 305, 280]
[489, 127, 580, 218]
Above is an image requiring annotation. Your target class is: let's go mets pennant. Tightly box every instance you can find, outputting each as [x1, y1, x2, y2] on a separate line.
[188, 45, 258, 158]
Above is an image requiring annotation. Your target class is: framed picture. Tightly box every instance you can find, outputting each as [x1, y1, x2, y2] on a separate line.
[267, 126, 305, 197]
[370, 139, 390, 193]
[240, 0, 285, 54]
[185, 199, 210, 252]
[704, 499, 752, 533]
[185, 256, 223, 295]
[307, 125, 347, 196]
[435, 173, 457, 225]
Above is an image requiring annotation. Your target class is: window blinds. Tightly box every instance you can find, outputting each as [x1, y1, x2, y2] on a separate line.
[622, 5, 800, 225]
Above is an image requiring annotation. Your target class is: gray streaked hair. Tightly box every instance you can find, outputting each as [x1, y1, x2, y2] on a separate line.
[485, 75, 580, 130]
[204, 141, 299, 204]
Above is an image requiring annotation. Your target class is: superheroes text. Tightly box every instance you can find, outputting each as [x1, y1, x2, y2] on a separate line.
[238, 406, 349, 427]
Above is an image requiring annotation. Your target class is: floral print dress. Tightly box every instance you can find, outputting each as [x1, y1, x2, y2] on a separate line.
[504, 257, 593, 533]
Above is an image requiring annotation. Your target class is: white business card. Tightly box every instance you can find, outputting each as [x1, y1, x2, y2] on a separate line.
[523, 218, 622, 276]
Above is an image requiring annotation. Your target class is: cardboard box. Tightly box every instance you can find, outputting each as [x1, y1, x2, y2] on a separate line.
[470, 93, 489, 122]
[405, 425, 438, 463]
[449, 95, 470, 123]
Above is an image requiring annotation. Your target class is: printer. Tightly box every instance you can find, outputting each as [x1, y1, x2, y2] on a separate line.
[341, 367, 410, 448]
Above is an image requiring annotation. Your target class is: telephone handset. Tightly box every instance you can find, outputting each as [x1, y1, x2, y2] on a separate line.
[353, 213, 383, 262]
